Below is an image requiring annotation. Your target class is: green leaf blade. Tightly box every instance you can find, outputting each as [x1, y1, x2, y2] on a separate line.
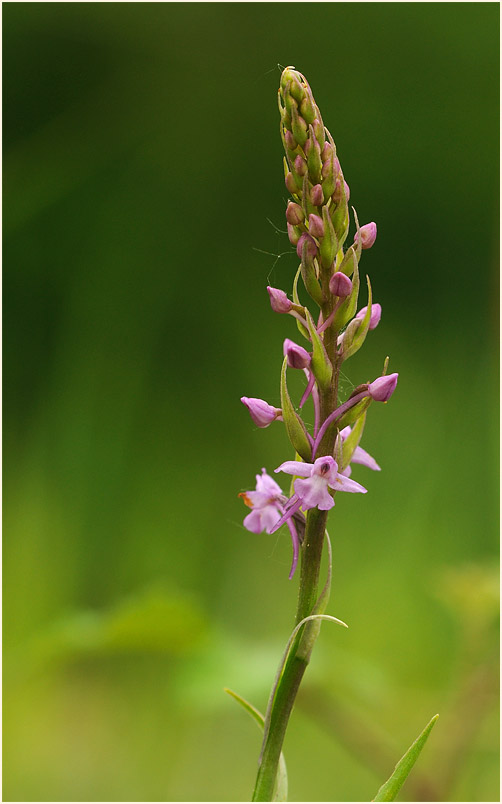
[280, 357, 312, 462]
[373, 714, 439, 802]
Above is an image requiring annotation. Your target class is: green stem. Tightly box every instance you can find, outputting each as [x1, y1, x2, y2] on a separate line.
[252, 509, 328, 801]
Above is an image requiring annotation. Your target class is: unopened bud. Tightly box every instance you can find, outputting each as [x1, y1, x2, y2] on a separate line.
[310, 183, 324, 206]
[287, 223, 302, 246]
[241, 396, 283, 427]
[355, 303, 381, 330]
[286, 202, 304, 226]
[321, 142, 334, 161]
[308, 213, 325, 239]
[293, 155, 307, 176]
[267, 286, 292, 313]
[288, 72, 305, 104]
[296, 233, 317, 260]
[285, 172, 299, 194]
[354, 222, 377, 249]
[333, 178, 350, 202]
[305, 126, 322, 182]
[284, 130, 297, 151]
[291, 105, 308, 146]
[329, 272, 353, 298]
[283, 338, 311, 370]
[312, 118, 325, 149]
[368, 373, 398, 402]
[322, 155, 340, 179]
[299, 94, 316, 125]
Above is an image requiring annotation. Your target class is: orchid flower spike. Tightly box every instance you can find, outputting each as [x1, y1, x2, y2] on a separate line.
[241, 397, 283, 427]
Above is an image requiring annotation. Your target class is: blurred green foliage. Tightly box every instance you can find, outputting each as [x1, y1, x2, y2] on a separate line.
[3, 3, 499, 801]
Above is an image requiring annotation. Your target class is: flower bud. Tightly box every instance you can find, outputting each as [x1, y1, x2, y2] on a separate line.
[354, 222, 377, 249]
[291, 105, 308, 146]
[312, 118, 325, 149]
[241, 397, 283, 427]
[321, 142, 334, 161]
[368, 373, 398, 402]
[267, 286, 292, 313]
[355, 303, 381, 330]
[299, 94, 316, 125]
[287, 71, 305, 104]
[283, 338, 311, 370]
[287, 223, 302, 246]
[285, 172, 299, 194]
[322, 155, 340, 179]
[293, 154, 307, 176]
[333, 177, 350, 202]
[329, 271, 353, 298]
[305, 126, 322, 182]
[284, 130, 297, 151]
[310, 183, 324, 206]
[296, 233, 317, 260]
[286, 202, 304, 226]
[308, 213, 324, 239]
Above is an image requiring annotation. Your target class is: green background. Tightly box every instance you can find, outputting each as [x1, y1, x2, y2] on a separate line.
[3, 2, 499, 801]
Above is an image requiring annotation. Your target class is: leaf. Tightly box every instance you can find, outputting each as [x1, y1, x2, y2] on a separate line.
[337, 395, 371, 430]
[341, 411, 367, 471]
[300, 241, 323, 305]
[261, 613, 348, 756]
[280, 357, 312, 463]
[304, 309, 332, 390]
[292, 265, 310, 341]
[225, 688, 288, 802]
[341, 275, 373, 361]
[373, 714, 439, 802]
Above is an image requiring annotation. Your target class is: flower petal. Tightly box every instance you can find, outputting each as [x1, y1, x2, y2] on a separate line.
[295, 476, 335, 510]
[352, 445, 381, 471]
[275, 460, 313, 478]
[261, 504, 283, 534]
[328, 474, 367, 494]
[243, 510, 265, 534]
[256, 468, 284, 496]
